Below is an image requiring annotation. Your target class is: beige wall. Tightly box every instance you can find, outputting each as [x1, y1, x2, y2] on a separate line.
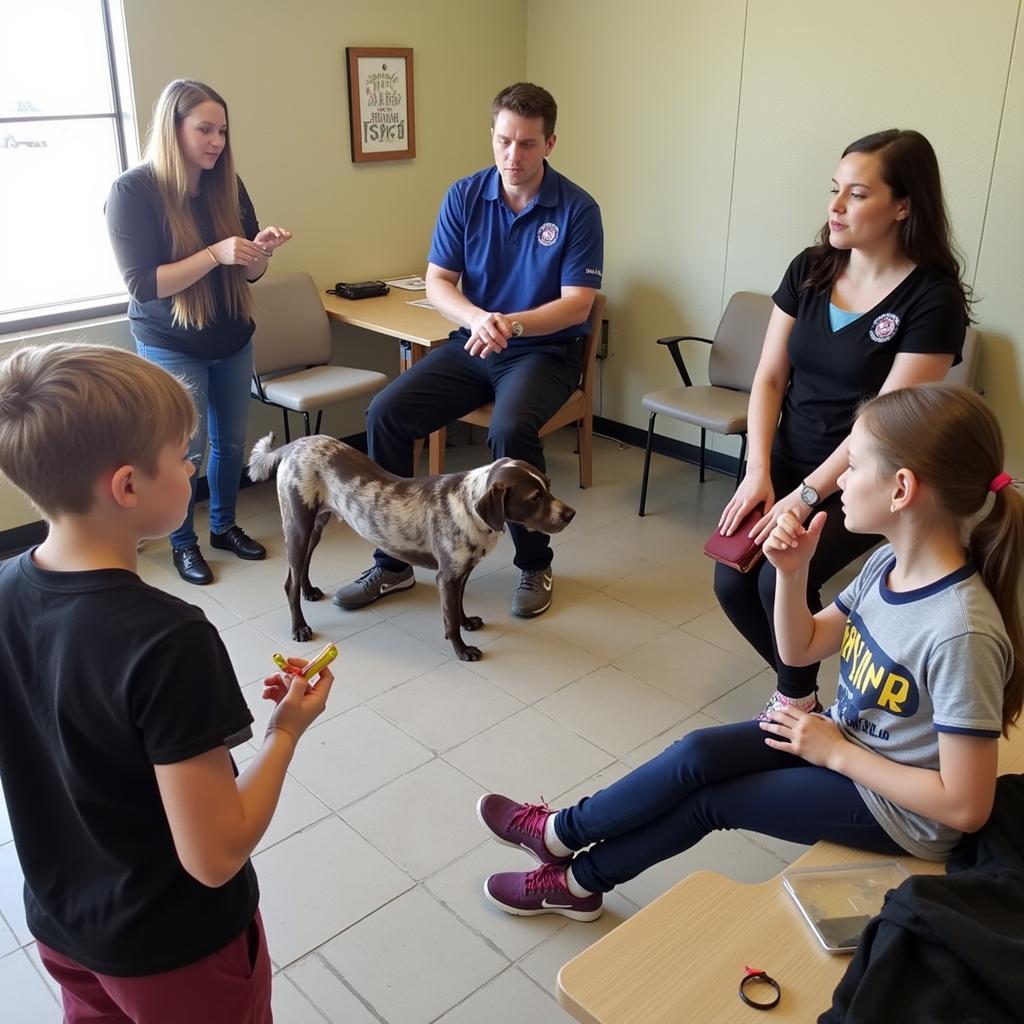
[0, 0, 526, 533]
[121, 0, 525, 287]
[4, 0, 1023, 534]
[528, 0, 1024, 473]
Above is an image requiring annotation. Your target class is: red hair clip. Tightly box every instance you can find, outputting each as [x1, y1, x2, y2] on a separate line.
[990, 472, 1013, 494]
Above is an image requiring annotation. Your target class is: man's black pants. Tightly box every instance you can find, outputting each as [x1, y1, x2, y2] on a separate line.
[367, 331, 582, 572]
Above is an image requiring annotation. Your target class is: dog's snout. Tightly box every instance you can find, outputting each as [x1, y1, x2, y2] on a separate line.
[562, 505, 576, 523]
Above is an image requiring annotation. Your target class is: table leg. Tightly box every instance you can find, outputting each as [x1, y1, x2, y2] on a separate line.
[403, 341, 446, 476]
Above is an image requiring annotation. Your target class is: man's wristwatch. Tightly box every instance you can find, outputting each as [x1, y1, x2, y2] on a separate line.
[799, 480, 821, 509]
[510, 320, 524, 338]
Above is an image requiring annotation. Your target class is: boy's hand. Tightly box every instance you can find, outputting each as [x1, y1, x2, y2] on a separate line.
[263, 657, 332, 744]
[760, 705, 845, 767]
[763, 510, 827, 575]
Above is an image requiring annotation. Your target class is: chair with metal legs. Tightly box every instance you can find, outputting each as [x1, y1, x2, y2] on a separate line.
[638, 291, 772, 516]
[250, 271, 388, 441]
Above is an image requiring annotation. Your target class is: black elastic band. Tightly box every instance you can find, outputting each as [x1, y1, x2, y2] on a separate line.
[738, 968, 781, 1011]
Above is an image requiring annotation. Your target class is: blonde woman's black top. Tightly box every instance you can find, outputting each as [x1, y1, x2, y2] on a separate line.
[105, 163, 260, 359]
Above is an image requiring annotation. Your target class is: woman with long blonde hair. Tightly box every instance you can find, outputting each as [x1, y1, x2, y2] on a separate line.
[106, 78, 292, 583]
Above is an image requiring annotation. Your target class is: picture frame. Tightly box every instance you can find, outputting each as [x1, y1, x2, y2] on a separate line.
[345, 47, 416, 162]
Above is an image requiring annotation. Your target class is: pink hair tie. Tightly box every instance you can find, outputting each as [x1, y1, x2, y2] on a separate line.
[989, 472, 1013, 494]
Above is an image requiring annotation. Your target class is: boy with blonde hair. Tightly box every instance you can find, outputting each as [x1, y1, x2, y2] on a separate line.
[0, 342, 330, 1023]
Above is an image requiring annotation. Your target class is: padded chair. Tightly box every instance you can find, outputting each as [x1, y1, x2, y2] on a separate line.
[429, 294, 607, 488]
[945, 326, 983, 393]
[638, 291, 772, 516]
[250, 271, 388, 440]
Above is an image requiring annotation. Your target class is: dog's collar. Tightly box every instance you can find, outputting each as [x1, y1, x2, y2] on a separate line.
[471, 509, 503, 535]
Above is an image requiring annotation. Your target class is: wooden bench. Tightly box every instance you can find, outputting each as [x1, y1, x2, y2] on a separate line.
[556, 731, 1023, 1023]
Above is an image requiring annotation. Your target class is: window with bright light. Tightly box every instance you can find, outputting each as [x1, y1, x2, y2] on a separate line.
[0, 0, 136, 330]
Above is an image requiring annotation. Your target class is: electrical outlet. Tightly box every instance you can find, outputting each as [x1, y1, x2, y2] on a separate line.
[596, 318, 610, 360]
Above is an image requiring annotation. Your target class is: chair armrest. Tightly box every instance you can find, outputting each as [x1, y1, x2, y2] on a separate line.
[656, 335, 713, 388]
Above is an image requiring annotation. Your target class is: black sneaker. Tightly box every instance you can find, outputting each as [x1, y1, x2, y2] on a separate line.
[172, 544, 213, 585]
[210, 525, 266, 560]
[332, 564, 415, 609]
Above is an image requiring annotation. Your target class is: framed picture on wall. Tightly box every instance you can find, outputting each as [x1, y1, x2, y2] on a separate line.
[345, 47, 416, 162]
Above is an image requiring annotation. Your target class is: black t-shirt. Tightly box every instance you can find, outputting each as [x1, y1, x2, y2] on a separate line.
[105, 164, 260, 359]
[0, 551, 257, 976]
[771, 248, 966, 472]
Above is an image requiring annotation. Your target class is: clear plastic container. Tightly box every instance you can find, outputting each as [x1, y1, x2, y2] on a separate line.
[782, 861, 910, 953]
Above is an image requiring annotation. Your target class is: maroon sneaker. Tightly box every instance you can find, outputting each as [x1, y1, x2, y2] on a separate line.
[484, 864, 603, 921]
[476, 794, 572, 866]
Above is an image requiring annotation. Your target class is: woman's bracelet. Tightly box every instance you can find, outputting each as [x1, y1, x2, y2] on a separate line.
[205, 247, 219, 267]
[258, 245, 273, 258]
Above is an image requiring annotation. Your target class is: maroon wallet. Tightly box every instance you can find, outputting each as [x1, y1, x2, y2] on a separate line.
[703, 504, 765, 573]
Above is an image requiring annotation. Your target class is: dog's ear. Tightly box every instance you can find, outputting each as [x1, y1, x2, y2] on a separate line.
[476, 482, 509, 532]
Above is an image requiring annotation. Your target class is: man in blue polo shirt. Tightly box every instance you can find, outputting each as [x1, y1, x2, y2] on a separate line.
[334, 82, 603, 619]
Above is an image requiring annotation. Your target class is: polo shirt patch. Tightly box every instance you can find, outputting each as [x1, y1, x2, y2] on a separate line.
[869, 312, 900, 343]
[537, 222, 559, 246]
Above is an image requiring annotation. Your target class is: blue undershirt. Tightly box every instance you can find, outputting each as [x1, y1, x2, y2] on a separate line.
[829, 303, 863, 332]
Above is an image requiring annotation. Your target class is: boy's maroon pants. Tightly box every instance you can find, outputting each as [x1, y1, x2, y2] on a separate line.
[36, 912, 272, 1023]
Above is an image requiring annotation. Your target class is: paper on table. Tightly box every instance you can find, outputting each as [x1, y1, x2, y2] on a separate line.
[406, 298, 436, 309]
[386, 276, 428, 291]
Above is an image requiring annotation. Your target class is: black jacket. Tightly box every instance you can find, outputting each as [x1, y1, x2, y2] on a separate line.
[819, 774, 1024, 1024]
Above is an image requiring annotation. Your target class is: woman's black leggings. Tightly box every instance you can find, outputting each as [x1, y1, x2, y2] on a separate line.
[713, 460, 879, 699]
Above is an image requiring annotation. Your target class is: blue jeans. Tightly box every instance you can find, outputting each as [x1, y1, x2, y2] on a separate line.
[135, 340, 253, 550]
[555, 720, 902, 893]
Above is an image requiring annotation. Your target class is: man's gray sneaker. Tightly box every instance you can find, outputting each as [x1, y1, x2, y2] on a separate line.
[332, 565, 415, 609]
[511, 567, 553, 618]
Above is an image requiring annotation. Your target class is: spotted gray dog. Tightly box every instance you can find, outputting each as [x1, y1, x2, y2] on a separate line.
[248, 433, 576, 661]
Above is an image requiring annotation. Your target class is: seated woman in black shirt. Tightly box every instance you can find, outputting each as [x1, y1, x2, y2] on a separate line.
[714, 129, 970, 720]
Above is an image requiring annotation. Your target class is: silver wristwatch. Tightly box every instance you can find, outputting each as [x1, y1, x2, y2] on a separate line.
[510, 320, 524, 338]
[799, 480, 821, 509]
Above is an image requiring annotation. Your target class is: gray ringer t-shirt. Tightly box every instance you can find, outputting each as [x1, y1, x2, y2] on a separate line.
[831, 545, 1010, 860]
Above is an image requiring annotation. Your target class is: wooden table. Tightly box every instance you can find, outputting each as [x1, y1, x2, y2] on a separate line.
[322, 284, 453, 472]
[557, 733, 1024, 1023]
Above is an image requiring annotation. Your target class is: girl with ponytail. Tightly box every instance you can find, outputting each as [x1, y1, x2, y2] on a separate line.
[475, 383, 1020, 922]
[105, 79, 293, 585]
[849, 384, 1023, 735]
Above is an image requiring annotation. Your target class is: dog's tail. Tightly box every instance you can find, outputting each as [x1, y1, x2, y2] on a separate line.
[248, 432, 288, 482]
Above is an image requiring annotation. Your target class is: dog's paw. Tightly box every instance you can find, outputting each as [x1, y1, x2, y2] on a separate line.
[462, 615, 484, 631]
[303, 586, 324, 601]
[457, 645, 483, 662]
[293, 626, 313, 642]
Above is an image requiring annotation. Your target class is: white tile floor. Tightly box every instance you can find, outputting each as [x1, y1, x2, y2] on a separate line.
[0, 430, 859, 1022]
